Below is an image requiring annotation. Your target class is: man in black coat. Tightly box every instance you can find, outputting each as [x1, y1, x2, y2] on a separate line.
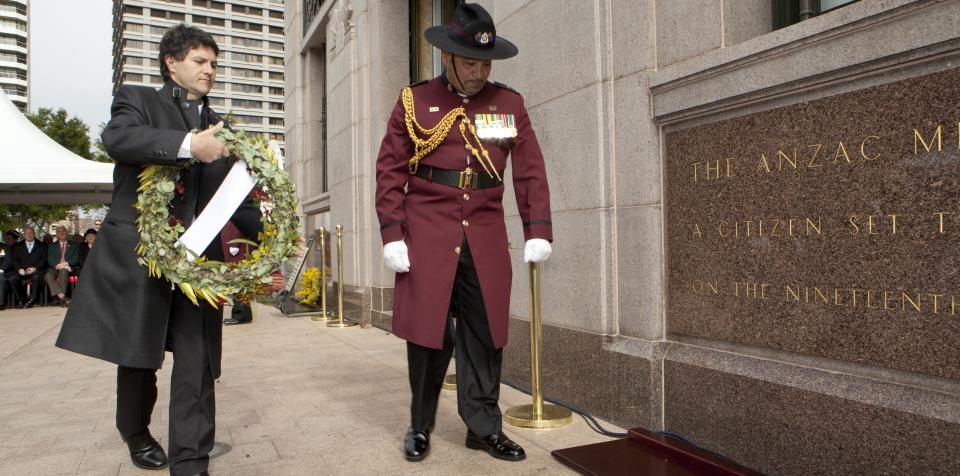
[6, 225, 46, 308]
[55, 25, 262, 476]
[0, 231, 15, 310]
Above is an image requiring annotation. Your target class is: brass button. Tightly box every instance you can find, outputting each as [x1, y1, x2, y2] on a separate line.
[462, 220, 469, 227]
[454, 246, 461, 254]
[463, 193, 470, 200]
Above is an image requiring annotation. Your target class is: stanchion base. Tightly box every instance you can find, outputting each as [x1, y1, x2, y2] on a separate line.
[326, 320, 358, 328]
[310, 311, 336, 322]
[442, 374, 457, 391]
[504, 404, 573, 429]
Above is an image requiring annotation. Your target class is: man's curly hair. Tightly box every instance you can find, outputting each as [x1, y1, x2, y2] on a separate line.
[158, 24, 220, 81]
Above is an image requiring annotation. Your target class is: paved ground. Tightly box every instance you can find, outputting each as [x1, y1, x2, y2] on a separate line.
[0, 304, 620, 475]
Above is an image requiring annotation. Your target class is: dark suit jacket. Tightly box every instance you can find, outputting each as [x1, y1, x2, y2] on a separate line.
[47, 240, 80, 269]
[0, 243, 12, 274]
[56, 80, 262, 376]
[12, 240, 47, 273]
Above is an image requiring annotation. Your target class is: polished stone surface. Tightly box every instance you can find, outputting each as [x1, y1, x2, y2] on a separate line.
[664, 354, 960, 475]
[502, 318, 657, 430]
[665, 67, 960, 379]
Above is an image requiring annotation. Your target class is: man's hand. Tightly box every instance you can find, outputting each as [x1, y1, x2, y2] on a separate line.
[190, 122, 229, 163]
[24, 267, 36, 275]
[383, 240, 410, 273]
[523, 239, 552, 263]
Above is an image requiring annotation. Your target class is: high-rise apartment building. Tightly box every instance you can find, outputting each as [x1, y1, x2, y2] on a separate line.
[0, 0, 29, 112]
[111, 0, 285, 153]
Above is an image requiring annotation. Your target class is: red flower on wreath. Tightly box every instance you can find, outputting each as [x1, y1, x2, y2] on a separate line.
[174, 181, 185, 197]
[168, 215, 184, 228]
[250, 187, 270, 202]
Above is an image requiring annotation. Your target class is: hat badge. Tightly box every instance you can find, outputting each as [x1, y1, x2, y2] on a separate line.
[475, 32, 493, 46]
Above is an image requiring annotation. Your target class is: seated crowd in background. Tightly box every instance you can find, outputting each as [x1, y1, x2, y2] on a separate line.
[0, 225, 97, 311]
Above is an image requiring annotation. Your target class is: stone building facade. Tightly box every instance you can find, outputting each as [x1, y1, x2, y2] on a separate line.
[0, 0, 29, 112]
[283, 1, 960, 473]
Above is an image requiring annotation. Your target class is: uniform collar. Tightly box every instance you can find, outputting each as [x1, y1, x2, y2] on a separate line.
[439, 74, 487, 99]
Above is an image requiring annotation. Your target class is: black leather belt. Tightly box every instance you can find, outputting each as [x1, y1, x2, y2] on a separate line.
[413, 165, 503, 190]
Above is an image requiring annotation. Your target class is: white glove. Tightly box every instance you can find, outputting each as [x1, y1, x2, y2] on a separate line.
[523, 238, 552, 263]
[383, 240, 410, 273]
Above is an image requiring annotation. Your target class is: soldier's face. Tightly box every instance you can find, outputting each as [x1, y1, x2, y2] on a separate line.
[165, 45, 218, 100]
[443, 53, 491, 96]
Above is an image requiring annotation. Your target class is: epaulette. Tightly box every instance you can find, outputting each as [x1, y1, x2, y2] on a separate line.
[493, 81, 521, 95]
[409, 79, 429, 88]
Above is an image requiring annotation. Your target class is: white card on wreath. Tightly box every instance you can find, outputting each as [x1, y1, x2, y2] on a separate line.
[177, 161, 255, 258]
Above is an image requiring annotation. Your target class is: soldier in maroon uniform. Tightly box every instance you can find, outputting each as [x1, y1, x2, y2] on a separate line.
[375, 3, 553, 463]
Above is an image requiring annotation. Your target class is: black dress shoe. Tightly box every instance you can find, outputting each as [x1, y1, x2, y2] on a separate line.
[224, 318, 251, 326]
[465, 431, 526, 461]
[404, 429, 430, 461]
[123, 431, 168, 470]
[21, 299, 34, 309]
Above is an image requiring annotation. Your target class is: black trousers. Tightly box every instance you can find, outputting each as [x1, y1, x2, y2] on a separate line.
[117, 291, 217, 476]
[6, 271, 42, 303]
[407, 237, 503, 437]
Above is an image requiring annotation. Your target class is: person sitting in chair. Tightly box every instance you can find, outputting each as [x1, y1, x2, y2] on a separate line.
[45, 226, 80, 307]
[7, 226, 46, 308]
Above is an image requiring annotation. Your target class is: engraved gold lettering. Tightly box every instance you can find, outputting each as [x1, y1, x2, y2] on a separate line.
[888, 214, 898, 234]
[757, 154, 772, 174]
[725, 157, 734, 177]
[788, 218, 797, 236]
[718, 221, 731, 238]
[867, 215, 879, 236]
[706, 160, 721, 180]
[693, 223, 703, 238]
[929, 293, 942, 314]
[691, 162, 701, 182]
[807, 143, 822, 168]
[883, 291, 894, 310]
[850, 289, 860, 307]
[834, 289, 843, 306]
[935, 212, 950, 234]
[815, 287, 829, 304]
[707, 281, 719, 294]
[914, 125, 943, 155]
[785, 285, 800, 301]
[866, 290, 878, 309]
[860, 135, 880, 160]
[805, 217, 822, 235]
[848, 215, 860, 235]
[777, 148, 798, 170]
[901, 292, 921, 313]
[770, 219, 780, 237]
[834, 140, 851, 163]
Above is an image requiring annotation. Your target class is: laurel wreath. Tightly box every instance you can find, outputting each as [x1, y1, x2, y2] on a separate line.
[134, 128, 300, 307]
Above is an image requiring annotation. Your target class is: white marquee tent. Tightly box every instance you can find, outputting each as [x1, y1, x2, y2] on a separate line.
[0, 91, 114, 204]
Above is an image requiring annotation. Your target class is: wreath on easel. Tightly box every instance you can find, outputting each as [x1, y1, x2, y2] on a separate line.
[135, 128, 300, 307]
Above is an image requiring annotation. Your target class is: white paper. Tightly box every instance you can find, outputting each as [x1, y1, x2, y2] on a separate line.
[177, 161, 256, 258]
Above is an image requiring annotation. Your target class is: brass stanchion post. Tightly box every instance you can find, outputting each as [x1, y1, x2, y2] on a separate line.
[505, 262, 572, 428]
[327, 225, 357, 328]
[311, 227, 335, 321]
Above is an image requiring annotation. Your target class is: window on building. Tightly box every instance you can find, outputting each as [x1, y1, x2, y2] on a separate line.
[123, 5, 143, 15]
[192, 0, 225, 10]
[233, 114, 261, 125]
[269, 41, 283, 51]
[269, 56, 284, 66]
[209, 96, 226, 106]
[123, 39, 144, 49]
[150, 25, 168, 35]
[268, 87, 283, 96]
[213, 81, 226, 91]
[269, 10, 283, 19]
[268, 72, 283, 80]
[124, 56, 143, 65]
[269, 26, 284, 35]
[234, 5, 263, 16]
[232, 52, 263, 63]
[123, 73, 144, 82]
[409, 0, 463, 82]
[160, 0, 185, 4]
[773, 0, 860, 30]
[0, 34, 26, 48]
[235, 83, 263, 94]
[269, 118, 283, 125]
[233, 99, 262, 109]
[150, 9, 185, 21]
[124, 22, 144, 32]
[0, 1, 27, 15]
[0, 67, 26, 81]
[0, 18, 26, 32]
[1, 85, 27, 96]
[233, 68, 262, 79]
[269, 102, 284, 111]
[269, 133, 284, 141]
[234, 37, 263, 48]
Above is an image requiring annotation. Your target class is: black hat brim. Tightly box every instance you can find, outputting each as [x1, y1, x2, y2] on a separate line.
[424, 26, 518, 60]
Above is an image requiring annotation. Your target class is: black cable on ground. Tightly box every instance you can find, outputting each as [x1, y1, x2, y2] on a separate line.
[501, 379, 628, 438]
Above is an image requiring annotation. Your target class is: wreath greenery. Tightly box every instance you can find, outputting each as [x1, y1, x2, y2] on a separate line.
[135, 128, 300, 307]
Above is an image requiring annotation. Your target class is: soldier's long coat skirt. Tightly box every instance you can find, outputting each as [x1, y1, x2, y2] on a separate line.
[375, 77, 552, 350]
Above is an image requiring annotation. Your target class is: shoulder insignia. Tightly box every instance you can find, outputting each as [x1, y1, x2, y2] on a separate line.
[493, 81, 521, 95]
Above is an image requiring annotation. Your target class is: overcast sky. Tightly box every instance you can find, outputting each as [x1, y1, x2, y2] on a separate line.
[30, 0, 113, 139]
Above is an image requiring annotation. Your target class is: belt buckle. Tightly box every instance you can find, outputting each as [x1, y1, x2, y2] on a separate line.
[458, 167, 477, 189]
